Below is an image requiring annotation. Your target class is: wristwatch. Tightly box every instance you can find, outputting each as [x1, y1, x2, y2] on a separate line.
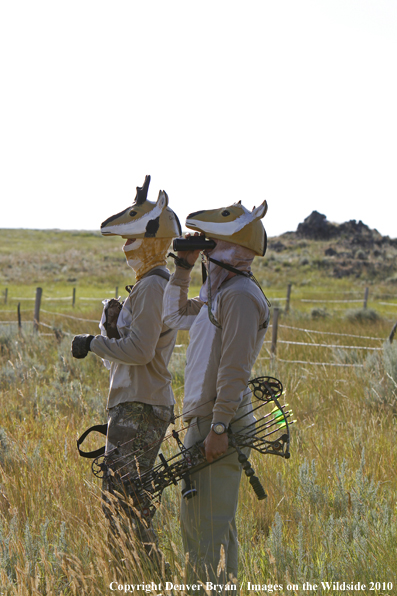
[211, 422, 228, 435]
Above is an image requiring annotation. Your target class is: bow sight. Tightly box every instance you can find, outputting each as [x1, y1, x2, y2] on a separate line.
[91, 376, 294, 514]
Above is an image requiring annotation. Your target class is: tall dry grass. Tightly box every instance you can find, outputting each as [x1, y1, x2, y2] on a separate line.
[0, 306, 397, 594]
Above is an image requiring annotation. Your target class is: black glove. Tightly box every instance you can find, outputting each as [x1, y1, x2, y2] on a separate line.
[71, 334, 94, 359]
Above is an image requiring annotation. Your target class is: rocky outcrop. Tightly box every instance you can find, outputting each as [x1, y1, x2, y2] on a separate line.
[296, 211, 337, 240]
[296, 211, 386, 247]
[267, 212, 397, 281]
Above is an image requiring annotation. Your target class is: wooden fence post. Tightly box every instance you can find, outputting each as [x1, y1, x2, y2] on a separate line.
[33, 287, 42, 332]
[72, 287, 76, 308]
[17, 302, 22, 333]
[115, 286, 119, 299]
[4, 288, 7, 305]
[285, 283, 292, 313]
[271, 308, 280, 356]
[363, 287, 369, 309]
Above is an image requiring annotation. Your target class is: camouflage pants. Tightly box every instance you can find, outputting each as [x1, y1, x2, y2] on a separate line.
[102, 401, 173, 556]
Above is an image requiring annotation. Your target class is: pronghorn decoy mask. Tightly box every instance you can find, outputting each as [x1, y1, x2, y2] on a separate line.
[100, 175, 182, 240]
[185, 199, 268, 256]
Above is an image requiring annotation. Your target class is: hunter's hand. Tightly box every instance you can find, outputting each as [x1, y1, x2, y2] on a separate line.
[71, 334, 94, 359]
[177, 233, 202, 268]
[204, 430, 229, 463]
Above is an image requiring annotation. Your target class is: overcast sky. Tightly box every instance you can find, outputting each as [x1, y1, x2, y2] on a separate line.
[1, 0, 396, 238]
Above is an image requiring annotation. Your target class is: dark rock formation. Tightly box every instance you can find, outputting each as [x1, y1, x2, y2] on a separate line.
[268, 240, 286, 253]
[296, 211, 336, 240]
[297, 211, 384, 248]
[273, 211, 396, 281]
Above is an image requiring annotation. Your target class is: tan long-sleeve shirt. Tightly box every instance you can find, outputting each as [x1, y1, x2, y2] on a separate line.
[163, 267, 269, 426]
[90, 269, 177, 409]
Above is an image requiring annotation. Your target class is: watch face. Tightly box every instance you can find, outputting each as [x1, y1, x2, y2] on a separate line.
[213, 423, 226, 435]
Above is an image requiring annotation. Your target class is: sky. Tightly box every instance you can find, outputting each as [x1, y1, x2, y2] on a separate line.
[1, 0, 396, 238]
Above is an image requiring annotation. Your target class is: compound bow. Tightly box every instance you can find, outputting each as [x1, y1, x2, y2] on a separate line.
[90, 376, 294, 515]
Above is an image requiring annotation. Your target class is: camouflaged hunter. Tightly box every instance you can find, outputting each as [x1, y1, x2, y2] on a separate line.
[162, 197, 270, 588]
[72, 175, 181, 564]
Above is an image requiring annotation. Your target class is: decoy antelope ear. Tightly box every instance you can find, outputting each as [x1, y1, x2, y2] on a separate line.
[156, 190, 169, 211]
[250, 200, 268, 221]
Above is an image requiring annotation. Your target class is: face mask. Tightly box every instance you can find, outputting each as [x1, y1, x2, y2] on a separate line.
[199, 240, 255, 302]
[122, 237, 171, 280]
[122, 239, 143, 271]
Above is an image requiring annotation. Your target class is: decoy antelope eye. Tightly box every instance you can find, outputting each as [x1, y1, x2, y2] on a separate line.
[129, 210, 137, 217]
[221, 210, 230, 216]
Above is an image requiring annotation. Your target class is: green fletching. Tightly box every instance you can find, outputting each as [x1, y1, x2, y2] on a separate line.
[271, 406, 286, 426]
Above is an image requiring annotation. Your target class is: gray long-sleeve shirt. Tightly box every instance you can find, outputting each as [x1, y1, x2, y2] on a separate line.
[90, 269, 177, 409]
[163, 266, 269, 426]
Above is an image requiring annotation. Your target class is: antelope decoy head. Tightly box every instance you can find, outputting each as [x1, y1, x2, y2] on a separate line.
[185, 199, 268, 256]
[100, 175, 182, 239]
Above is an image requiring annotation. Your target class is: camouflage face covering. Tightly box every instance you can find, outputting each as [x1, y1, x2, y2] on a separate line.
[199, 239, 256, 302]
[122, 237, 171, 280]
[101, 401, 173, 549]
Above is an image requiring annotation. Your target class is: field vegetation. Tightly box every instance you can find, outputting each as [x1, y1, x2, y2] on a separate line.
[1, 228, 397, 595]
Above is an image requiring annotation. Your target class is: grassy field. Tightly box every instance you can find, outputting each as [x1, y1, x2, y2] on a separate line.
[1, 230, 397, 595]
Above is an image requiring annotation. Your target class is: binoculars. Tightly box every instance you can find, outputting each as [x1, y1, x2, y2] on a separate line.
[172, 236, 216, 252]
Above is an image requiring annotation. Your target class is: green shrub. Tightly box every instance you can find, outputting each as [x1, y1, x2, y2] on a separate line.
[345, 309, 381, 323]
[311, 308, 329, 319]
[363, 341, 397, 407]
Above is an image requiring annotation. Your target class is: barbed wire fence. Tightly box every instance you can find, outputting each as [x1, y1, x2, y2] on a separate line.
[1, 285, 396, 368]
